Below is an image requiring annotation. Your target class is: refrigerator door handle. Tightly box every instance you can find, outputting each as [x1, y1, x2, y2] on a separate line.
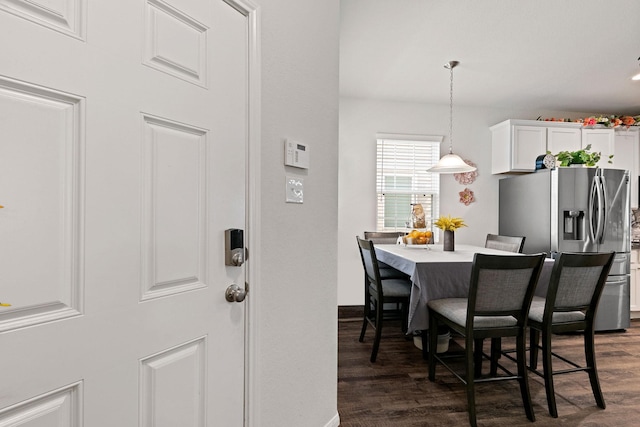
[588, 175, 598, 243]
[596, 175, 607, 243]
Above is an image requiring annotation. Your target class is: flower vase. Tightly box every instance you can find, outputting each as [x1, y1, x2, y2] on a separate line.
[443, 230, 455, 251]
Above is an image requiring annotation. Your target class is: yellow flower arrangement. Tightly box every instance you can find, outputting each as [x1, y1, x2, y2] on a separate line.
[434, 215, 467, 232]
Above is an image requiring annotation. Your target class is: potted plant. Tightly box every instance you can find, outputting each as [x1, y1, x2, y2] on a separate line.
[434, 215, 467, 251]
[550, 144, 613, 167]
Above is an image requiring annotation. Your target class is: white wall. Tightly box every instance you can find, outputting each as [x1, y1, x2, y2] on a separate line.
[255, 0, 340, 426]
[338, 97, 593, 305]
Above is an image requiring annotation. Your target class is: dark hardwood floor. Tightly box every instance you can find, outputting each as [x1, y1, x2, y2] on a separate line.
[338, 308, 640, 426]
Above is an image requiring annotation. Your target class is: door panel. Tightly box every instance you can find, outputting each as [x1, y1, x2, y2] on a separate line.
[0, 0, 248, 425]
[0, 78, 83, 331]
[141, 114, 208, 301]
[0, 382, 83, 426]
[0, 0, 86, 40]
[140, 338, 207, 427]
[143, 0, 208, 87]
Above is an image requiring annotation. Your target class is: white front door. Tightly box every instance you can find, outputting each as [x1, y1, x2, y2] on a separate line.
[0, 0, 250, 425]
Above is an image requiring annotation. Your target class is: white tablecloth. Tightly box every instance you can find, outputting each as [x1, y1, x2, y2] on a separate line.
[375, 244, 553, 333]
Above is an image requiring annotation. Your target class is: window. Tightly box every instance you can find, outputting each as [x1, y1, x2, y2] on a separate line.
[376, 134, 442, 232]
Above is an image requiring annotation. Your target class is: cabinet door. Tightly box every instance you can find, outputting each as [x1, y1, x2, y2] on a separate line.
[547, 127, 581, 155]
[614, 130, 639, 208]
[582, 128, 615, 168]
[629, 249, 640, 319]
[631, 266, 640, 317]
[512, 125, 547, 171]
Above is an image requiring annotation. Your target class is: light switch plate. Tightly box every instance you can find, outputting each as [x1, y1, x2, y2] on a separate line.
[286, 176, 304, 203]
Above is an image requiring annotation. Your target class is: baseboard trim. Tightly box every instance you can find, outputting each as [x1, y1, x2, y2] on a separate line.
[338, 305, 363, 322]
[324, 412, 340, 427]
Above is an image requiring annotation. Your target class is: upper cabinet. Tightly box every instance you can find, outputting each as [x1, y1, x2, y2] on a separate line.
[491, 123, 545, 173]
[548, 127, 581, 154]
[613, 128, 640, 208]
[582, 128, 615, 168]
[491, 119, 616, 174]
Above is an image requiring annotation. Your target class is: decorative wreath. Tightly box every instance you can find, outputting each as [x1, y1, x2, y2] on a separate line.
[459, 188, 475, 206]
[454, 160, 478, 185]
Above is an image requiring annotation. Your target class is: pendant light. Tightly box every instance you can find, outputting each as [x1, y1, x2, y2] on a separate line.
[632, 56, 640, 81]
[428, 61, 477, 173]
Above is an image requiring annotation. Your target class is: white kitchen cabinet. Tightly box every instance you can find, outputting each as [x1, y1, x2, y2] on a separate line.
[547, 127, 581, 154]
[582, 128, 615, 168]
[491, 120, 585, 174]
[491, 119, 631, 174]
[631, 250, 640, 318]
[614, 128, 639, 208]
[491, 121, 547, 173]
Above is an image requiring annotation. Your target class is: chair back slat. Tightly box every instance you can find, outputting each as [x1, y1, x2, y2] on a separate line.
[555, 265, 606, 308]
[544, 252, 615, 318]
[485, 234, 526, 253]
[475, 268, 537, 312]
[467, 253, 546, 325]
[356, 237, 383, 296]
[364, 231, 403, 244]
[360, 245, 376, 283]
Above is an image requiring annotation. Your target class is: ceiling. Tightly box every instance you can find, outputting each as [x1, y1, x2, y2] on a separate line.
[340, 0, 640, 116]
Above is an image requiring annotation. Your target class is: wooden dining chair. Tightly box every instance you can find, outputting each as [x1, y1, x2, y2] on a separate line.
[483, 234, 527, 374]
[356, 236, 412, 362]
[427, 253, 546, 427]
[526, 251, 615, 418]
[485, 234, 526, 253]
[363, 231, 408, 278]
[363, 230, 404, 244]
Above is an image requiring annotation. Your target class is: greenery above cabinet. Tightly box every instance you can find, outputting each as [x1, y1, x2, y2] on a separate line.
[552, 144, 612, 167]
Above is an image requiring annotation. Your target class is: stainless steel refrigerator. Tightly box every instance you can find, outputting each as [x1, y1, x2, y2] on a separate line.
[499, 167, 630, 331]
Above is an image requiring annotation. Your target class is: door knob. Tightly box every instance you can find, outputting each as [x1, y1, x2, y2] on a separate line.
[225, 284, 246, 303]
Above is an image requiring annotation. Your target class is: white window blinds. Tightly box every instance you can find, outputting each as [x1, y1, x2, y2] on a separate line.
[376, 137, 441, 231]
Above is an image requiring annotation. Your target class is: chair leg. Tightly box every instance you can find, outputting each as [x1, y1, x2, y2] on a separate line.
[370, 300, 384, 362]
[516, 332, 535, 422]
[358, 316, 368, 342]
[428, 314, 438, 381]
[473, 339, 484, 378]
[529, 328, 540, 370]
[359, 282, 370, 343]
[421, 331, 429, 360]
[584, 327, 606, 409]
[490, 338, 501, 376]
[466, 335, 478, 427]
[541, 330, 558, 418]
[401, 301, 409, 335]
[358, 310, 369, 342]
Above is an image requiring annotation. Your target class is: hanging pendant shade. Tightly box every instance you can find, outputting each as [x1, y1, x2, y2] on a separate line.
[632, 56, 640, 80]
[428, 61, 477, 174]
[428, 152, 475, 173]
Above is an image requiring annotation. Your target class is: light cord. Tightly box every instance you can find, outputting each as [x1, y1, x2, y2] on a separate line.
[448, 64, 454, 154]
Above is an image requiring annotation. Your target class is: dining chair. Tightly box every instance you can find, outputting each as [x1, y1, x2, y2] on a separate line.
[363, 230, 404, 244]
[526, 251, 615, 418]
[485, 233, 526, 253]
[363, 231, 408, 278]
[483, 234, 526, 374]
[427, 252, 546, 427]
[356, 236, 412, 362]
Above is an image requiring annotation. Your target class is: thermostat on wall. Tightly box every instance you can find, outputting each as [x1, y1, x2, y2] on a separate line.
[284, 139, 309, 169]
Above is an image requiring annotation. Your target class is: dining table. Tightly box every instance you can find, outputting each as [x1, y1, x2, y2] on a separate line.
[374, 243, 554, 334]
